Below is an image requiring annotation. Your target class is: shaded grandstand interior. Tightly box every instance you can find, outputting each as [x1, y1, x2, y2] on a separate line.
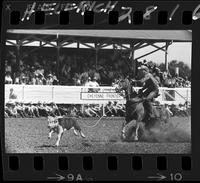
[5, 46, 133, 86]
[5, 45, 191, 87]
[5, 29, 192, 87]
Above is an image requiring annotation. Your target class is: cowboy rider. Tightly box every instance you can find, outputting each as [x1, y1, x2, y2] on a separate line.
[132, 65, 160, 119]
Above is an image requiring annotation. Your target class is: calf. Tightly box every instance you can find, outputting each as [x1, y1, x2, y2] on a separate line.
[47, 116, 86, 147]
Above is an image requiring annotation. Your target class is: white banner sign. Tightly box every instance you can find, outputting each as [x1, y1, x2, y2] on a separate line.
[5, 85, 191, 104]
[81, 92, 124, 100]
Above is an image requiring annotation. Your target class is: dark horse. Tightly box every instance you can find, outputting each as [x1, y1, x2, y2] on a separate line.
[115, 78, 170, 141]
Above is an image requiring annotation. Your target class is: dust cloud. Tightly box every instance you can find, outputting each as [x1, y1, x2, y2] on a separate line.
[126, 117, 191, 143]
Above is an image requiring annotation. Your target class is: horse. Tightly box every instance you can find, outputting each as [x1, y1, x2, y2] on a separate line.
[115, 78, 170, 141]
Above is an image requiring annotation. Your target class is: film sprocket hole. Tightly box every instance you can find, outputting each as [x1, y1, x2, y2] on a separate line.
[1, 0, 199, 181]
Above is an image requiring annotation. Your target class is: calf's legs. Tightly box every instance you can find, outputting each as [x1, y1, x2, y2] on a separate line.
[48, 130, 53, 139]
[55, 126, 64, 147]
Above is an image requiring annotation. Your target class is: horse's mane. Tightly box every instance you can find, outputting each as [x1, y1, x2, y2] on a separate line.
[122, 78, 138, 100]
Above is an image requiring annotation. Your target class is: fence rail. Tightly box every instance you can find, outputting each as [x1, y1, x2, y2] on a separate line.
[5, 84, 191, 105]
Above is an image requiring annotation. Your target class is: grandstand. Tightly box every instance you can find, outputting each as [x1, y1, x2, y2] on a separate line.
[6, 29, 191, 80]
[5, 29, 191, 111]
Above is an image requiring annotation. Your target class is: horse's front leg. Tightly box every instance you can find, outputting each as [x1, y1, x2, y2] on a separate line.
[122, 101, 133, 140]
[134, 122, 140, 141]
[121, 118, 133, 140]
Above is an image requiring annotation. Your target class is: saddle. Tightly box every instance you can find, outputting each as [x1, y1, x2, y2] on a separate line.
[128, 97, 144, 104]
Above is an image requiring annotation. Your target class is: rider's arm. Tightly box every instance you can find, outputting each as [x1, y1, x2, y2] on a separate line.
[131, 74, 150, 85]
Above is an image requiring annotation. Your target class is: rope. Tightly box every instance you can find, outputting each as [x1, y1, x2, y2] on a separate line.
[53, 110, 112, 129]
[77, 108, 117, 128]
[80, 114, 106, 128]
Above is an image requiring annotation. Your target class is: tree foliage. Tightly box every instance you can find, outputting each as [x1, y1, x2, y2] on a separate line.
[158, 60, 191, 80]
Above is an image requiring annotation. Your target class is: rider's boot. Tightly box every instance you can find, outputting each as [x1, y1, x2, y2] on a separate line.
[146, 101, 154, 120]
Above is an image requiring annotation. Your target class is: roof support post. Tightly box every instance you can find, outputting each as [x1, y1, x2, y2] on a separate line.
[56, 34, 61, 83]
[16, 38, 21, 75]
[130, 43, 135, 77]
[95, 43, 99, 70]
[56, 46, 60, 81]
[165, 42, 170, 71]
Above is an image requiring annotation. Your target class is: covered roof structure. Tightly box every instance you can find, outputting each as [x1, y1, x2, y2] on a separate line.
[6, 29, 192, 78]
[7, 29, 192, 42]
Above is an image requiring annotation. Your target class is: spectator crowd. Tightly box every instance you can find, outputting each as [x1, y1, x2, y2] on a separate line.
[4, 101, 125, 118]
[5, 49, 191, 88]
[5, 100, 190, 119]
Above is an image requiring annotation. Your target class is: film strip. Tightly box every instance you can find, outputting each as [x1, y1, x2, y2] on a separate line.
[1, 0, 200, 181]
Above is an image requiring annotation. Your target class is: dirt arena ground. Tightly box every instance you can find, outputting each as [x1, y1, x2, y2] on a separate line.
[5, 116, 191, 154]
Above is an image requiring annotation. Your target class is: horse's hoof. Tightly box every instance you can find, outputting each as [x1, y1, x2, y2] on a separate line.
[134, 136, 138, 141]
